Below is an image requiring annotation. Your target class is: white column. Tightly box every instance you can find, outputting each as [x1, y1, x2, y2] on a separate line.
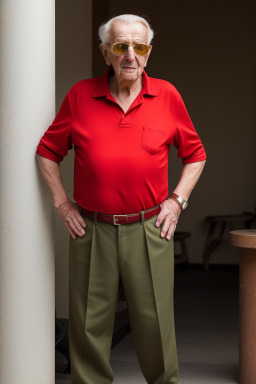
[0, 1, 55, 383]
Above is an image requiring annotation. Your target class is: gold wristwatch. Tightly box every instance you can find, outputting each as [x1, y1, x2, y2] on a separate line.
[168, 193, 188, 210]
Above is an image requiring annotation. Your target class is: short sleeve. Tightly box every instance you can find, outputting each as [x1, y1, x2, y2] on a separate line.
[36, 92, 73, 162]
[173, 95, 207, 164]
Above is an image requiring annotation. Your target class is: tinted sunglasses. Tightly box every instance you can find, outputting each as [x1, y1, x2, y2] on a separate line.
[109, 42, 152, 56]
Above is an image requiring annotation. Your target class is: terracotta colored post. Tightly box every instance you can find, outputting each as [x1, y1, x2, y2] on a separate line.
[229, 229, 256, 384]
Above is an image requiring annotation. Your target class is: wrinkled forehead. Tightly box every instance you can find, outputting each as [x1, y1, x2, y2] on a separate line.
[108, 21, 148, 44]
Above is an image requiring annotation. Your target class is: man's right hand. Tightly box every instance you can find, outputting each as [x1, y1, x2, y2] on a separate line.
[56, 200, 86, 239]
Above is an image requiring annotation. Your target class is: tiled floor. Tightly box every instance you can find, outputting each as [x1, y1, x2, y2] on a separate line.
[56, 265, 239, 383]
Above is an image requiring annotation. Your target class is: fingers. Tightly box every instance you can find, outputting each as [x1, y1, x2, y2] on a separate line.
[157, 216, 175, 240]
[155, 199, 181, 241]
[71, 215, 86, 233]
[76, 214, 86, 228]
[56, 200, 87, 239]
[67, 225, 77, 240]
[161, 220, 176, 240]
[65, 216, 85, 238]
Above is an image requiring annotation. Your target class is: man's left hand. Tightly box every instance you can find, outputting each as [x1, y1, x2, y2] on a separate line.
[155, 198, 182, 240]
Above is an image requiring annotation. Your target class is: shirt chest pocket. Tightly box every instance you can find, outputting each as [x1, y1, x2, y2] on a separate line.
[142, 126, 166, 155]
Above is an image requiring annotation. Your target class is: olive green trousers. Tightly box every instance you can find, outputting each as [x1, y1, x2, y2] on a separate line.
[68, 209, 179, 384]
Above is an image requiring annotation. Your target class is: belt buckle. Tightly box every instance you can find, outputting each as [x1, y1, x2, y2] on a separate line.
[113, 214, 128, 225]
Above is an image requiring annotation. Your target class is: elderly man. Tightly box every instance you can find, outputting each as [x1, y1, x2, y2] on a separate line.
[36, 13, 206, 384]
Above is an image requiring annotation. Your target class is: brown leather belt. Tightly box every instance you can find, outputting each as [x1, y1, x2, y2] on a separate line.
[80, 205, 161, 225]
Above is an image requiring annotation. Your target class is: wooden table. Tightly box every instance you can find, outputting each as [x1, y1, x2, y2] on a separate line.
[229, 229, 256, 384]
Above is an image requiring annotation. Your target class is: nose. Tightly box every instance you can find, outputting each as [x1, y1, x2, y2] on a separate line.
[125, 45, 135, 62]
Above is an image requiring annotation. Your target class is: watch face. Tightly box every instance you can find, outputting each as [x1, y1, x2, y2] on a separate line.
[181, 201, 188, 210]
[178, 198, 188, 210]
[169, 194, 188, 210]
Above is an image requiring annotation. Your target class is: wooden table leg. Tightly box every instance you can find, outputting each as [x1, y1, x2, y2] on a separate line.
[203, 221, 227, 270]
[203, 222, 216, 270]
[229, 229, 256, 384]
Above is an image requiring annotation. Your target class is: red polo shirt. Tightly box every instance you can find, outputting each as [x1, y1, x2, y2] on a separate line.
[36, 65, 206, 214]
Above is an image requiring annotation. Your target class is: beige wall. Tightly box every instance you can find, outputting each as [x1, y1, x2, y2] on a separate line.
[55, 0, 92, 318]
[55, 1, 256, 317]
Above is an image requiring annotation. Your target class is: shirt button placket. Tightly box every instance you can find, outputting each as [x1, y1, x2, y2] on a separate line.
[120, 113, 130, 128]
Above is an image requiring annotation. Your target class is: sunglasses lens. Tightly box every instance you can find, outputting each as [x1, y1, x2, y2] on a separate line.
[112, 43, 150, 56]
[134, 44, 149, 55]
[113, 43, 129, 55]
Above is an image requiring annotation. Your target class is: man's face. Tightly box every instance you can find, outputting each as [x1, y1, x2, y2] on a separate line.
[100, 21, 152, 82]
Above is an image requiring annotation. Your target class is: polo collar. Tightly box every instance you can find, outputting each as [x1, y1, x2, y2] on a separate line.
[92, 65, 158, 98]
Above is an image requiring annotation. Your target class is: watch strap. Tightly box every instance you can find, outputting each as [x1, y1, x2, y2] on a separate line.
[168, 193, 188, 210]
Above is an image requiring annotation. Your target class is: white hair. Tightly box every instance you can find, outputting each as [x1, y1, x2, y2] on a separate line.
[98, 14, 154, 45]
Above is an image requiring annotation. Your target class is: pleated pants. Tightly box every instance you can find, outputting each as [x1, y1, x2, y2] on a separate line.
[68, 209, 179, 384]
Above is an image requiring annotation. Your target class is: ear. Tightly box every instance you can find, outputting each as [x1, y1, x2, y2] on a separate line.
[143, 47, 152, 68]
[99, 43, 111, 66]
